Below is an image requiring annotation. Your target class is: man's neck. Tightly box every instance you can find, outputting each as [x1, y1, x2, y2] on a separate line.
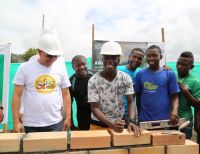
[101, 70, 117, 82]
[149, 65, 160, 72]
[38, 59, 51, 67]
[75, 72, 88, 79]
[126, 64, 137, 71]
[178, 73, 190, 79]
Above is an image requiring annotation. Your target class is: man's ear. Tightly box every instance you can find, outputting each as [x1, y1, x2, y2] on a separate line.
[72, 65, 75, 70]
[102, 57, 104, 62]
[190, 64, 194, 70]
[160, 54, 163, 60]
[38, 49, 42, 55]
[127, 55, 131, 63]
[117, 55, 121, 64]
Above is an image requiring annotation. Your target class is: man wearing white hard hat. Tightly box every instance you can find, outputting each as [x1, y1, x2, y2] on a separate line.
[12, 26, 71, 133]
[88, 41, 142, 135]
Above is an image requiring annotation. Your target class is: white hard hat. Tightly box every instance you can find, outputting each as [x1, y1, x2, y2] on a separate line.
[100, 41, 122, 55]
[38, 26, 63, 56]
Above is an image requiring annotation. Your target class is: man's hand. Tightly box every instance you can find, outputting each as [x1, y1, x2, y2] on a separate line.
[195, 108, 200, 133]
[178, 82, 190, 95]
[128, 122, 142, 136]
[63, 118, 71, 131]
[169, 113, 179, 126]
[112, 119, 126, 133]
[13, 122, 23, 133]
[0, 107, 4, 123]
[163, 65, 171, 71]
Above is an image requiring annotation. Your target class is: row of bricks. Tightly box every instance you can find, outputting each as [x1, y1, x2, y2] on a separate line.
[52, 141, 199, 154]
[0, 141, 198, 154]
[0, 129, 197, 153]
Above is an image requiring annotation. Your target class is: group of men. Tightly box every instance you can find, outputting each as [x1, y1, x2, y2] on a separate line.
[68, 41, 200, 146]
[0, 26, 198, 146]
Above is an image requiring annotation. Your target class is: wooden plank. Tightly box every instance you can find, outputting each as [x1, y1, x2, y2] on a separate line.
[90, 148, 128, 154]
[130, 146, 164, 154]
[151, 130, 185, 146]
[23, 131, 67, 152]
[0, 133, 25, 153]
[70, 130, 110, 149]
[167, 139, 199, 154]
[109, 129, 151, 146]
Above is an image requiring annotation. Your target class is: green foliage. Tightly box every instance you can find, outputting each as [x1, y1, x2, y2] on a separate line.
[22, 48, 38, 61]
[10, 57, 18, 63]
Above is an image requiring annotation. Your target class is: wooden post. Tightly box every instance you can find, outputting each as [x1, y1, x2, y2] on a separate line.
[42, 14, 45, 29]
[161, 28, 165, 42]
[161, 28, 166, 65]
[3, 123, 7, 133]
[92, 24, 95, 69]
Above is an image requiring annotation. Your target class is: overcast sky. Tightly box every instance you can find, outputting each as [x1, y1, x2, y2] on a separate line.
[0, 0, 200, 61]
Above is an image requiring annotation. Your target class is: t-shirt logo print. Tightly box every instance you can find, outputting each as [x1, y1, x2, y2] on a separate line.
[144, 82, 158, 92]
[34, 75, 56, 94]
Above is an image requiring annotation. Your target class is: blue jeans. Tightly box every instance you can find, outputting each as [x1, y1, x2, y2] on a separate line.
[180, 119, 193, 139]
[24, 121, 63, 133]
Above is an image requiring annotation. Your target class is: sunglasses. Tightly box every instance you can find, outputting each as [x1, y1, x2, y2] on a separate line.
[42, 51, 59, 59]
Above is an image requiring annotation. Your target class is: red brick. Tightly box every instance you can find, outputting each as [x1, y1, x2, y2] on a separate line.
[151, 130, 185, 146]
[0, 133, 25, 153]
[70, 130, 110, 149]
[90, 148, 128, 154]
[67, 151, 88, 154]
[23, 131, 67, 152]
[109, 129, 151, 146]
[130, 146, 164, 154]
[167, 139, 199, 154]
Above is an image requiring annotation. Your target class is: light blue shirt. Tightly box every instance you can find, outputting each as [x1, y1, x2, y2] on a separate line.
[117, 65, 141, 118]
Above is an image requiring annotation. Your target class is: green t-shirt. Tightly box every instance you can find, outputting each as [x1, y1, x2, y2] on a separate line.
[177, 74, 200, 120]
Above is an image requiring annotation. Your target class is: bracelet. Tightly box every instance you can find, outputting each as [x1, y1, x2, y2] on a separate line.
[127, 118, 137, 125]
[0, 106, 3, 110]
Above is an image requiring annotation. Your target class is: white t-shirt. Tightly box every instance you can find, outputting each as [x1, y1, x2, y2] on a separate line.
[88, 70, 134, 122]
[19, 55, 67, 114]
[13, 57, 71, 127]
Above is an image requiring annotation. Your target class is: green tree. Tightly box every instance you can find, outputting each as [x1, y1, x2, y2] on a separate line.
[22, 48, 38, 61]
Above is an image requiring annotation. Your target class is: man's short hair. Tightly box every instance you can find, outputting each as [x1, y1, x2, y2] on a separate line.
[130, 48, 144, 55]
[147, 45, 161, 54]
[180, 51, 194, 64]
[72, 55, 86, 65]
